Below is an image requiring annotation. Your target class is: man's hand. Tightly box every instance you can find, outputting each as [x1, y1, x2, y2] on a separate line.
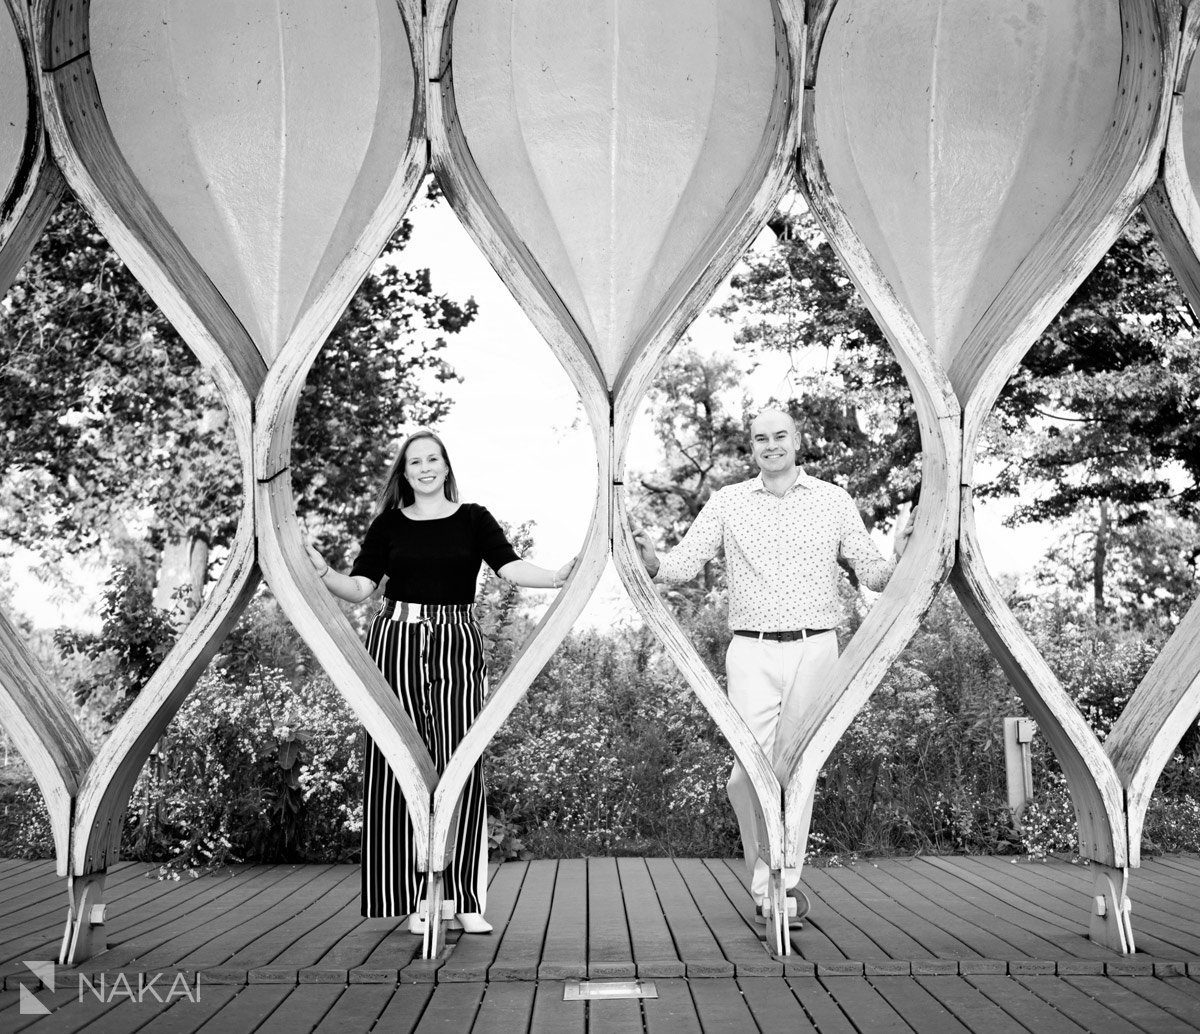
[632, 528, 661, 579]
[893, 505, 916, 559]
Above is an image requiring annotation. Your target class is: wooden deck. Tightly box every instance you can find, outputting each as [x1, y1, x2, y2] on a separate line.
[2, 855, 1200, 1032]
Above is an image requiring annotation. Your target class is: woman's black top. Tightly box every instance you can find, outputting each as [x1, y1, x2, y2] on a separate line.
[349, 503, 521, 604]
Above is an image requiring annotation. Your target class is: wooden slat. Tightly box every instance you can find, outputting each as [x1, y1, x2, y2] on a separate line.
[141, 866, 336, 970]
[919, 858, 1111, 959]
[587, 857, 636, 978]
[915, 976, 1028, 1034]
[800, 867, 927, 961]
[584, 996, 643, 1034]
[252, 984, 344, 1034]
[312, 985, 397, 1032]
[1106, 975, 1200, 1030]
[620, 858, 684, 977]
[645, 859, 731, 977]
[369, 983, 435, 1033]
[410, 981, 483, 1032]
[866, 858, 1068, 960]
[642, 978, 702, 1034]
[966, 975, 1090, 1032]
[969, 857, 1200, 958]
[712, 857, 846, 961]
[349, 921, 422, 982]
[673, 858, 778, 975]
[1011, 975, 1143, 1034]
[867, 975, 973, 1034]
[537, 859, 587, 980]
[817, 975, 912, 1034]
[435, 860, 526, 982]
[785, 976, 858, 1034]
[469, 981, 535, 1032]
[738, 976, 817, 1032]
[488, 859, 554, 981]
[528, 979, 584, 1034]
[194, 985, 293, 1032]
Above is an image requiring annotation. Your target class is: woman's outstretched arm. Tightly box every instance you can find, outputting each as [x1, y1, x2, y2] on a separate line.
[306, 542, 378, 603]
[497, 556, 577, 589]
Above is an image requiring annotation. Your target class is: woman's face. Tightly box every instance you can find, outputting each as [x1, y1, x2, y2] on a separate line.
[403, 440, 448, 498]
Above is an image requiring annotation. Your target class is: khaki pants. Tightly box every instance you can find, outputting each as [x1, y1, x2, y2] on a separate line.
[725, 630, 839, 901]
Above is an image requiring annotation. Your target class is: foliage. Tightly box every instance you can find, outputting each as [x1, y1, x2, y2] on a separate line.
[122, 663, 363, 873]
[52, 560, 180, 725]
[0, 194, 475, 584]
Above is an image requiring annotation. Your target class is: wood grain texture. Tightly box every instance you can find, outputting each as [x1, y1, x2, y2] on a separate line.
[0, 0, 82, 880]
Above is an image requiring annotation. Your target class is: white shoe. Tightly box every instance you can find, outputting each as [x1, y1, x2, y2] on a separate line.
[407, 911, 427, 935]
[451, 912, 493, 934]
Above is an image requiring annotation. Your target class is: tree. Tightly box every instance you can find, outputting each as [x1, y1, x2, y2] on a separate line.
[714, 211, 922, 526]
[0, 193, 475, 615]
[982, 213, 1200, 619]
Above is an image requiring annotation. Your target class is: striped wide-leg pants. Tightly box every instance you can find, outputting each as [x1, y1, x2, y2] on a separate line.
[360, 601, 489, 918]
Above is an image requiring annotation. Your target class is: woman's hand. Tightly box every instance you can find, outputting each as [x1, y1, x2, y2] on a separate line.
[305, 540, 330, 579]
[893, 505, 916, 559]
[552, 556, 578, 589]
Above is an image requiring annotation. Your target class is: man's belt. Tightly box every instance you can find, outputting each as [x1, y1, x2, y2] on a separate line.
[733, 628, 832, 642]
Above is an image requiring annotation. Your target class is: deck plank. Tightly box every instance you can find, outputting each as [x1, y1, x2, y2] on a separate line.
[434, 860, 526, 983]
[469, 981, 536, 1031]
[488, 859, 554, 981]
[642, 978, 701, 1034]
[645, 859, 730, 977]
[785, 978, 857, 1034]
[587, 857, 636, 979]
[866, 974, 974, 1033]
[915, 976, 1029, 1034]
[311, 984, 396, 1031]
[739, 976, 817, 1032]
[918, 858, 1111, 959]
[529, 979, 585, 1034]
[411, 981, 484, 1032]
[1106, 975, 1200, 1030]
[686, 977, 758, 1032]
[587, 997, 644, 1034]
[252, 983, 344, 1033]
[537, 860, 588, 981]
[806, 866, 939, 959]
[1011, 975, 1144, 1034]
[618, 858, 684, 978]
[192, 984, 292, 1032]
[673, 858, 778, 976]
[965, 975, 1089, 1032]
[709, 859, 846, 962]
[972, 857, 1200, 958]
[861, 857, 1065, 960]
[817, 975, 913, 1034]
[370, 983, 435, 1032]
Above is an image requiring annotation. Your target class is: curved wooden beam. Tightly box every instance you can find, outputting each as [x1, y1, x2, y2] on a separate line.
[249, 0, 443, 858]
[70, 490, 260, 874]
[1112, 5, 1200, 869]
[798, 1, 1174, 919]
[0, 0, 86, 878]
[953, 506, 1126, 865]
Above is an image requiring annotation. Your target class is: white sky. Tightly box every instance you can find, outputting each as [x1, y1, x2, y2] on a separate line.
[6, 187, 1049, 632]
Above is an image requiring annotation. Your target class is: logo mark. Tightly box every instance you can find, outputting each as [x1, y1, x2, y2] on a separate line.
[19, 960, 54, 1015]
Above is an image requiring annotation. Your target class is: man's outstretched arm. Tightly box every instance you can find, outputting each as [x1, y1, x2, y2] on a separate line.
[633, 491, 724, 582]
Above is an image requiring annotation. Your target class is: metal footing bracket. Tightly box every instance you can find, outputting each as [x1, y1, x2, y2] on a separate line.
[1090, 863, 1135, 954]
[59, 871, 107, 965]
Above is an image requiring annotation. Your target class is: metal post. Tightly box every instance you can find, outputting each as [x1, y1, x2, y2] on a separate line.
[1004, 717, 1036, 828]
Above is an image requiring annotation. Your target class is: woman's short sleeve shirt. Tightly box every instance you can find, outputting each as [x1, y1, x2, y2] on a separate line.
[348, 503, 520, 603]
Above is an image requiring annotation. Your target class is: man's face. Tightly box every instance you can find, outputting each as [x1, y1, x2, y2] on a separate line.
[749, 412, 798, 474]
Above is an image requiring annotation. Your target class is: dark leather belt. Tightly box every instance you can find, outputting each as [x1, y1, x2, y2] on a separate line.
[733, 628, 831, 642]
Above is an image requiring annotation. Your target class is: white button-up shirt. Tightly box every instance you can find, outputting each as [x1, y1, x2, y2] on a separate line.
[656, 470, 895, 631]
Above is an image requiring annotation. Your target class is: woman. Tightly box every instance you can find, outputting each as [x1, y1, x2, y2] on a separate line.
[307, 429, 575, 934]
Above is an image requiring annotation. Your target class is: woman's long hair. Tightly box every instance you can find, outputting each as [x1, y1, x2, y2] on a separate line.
[375, 429, 459, 515]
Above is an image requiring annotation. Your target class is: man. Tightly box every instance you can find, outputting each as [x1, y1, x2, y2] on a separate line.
[634, 407, 912, 923]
